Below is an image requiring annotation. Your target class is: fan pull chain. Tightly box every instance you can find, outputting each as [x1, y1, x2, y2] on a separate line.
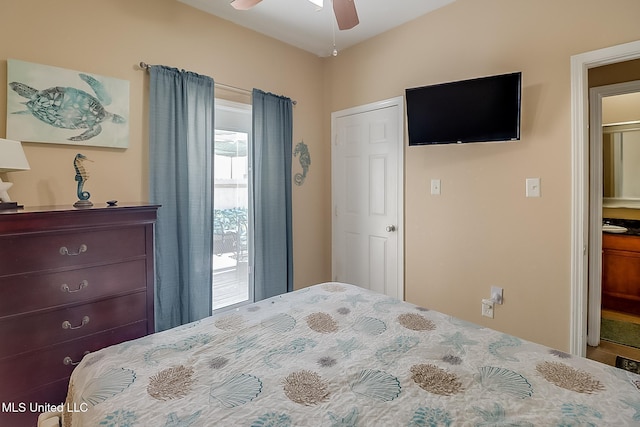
[332, 14, 338, 56]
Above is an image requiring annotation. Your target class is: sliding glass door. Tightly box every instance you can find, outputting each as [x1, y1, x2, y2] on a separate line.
[213, 99, 252, 310]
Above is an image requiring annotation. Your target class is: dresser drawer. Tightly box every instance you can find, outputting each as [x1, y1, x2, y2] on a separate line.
[0, 259, 147, 317]
[0, 226, 147, 276]
[0, 321, 148, 400]
[0, 292, 148, 358]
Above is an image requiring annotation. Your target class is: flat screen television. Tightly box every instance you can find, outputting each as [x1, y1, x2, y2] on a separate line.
[405, 72, 522, 145]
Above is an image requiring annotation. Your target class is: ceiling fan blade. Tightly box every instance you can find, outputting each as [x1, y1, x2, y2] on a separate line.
[230, 0, 262, 10]
[333, 0, 359, 30]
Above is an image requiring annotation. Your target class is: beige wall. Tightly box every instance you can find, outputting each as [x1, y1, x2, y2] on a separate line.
[4, 0, 640, 352]
[0, 0, 330, 290]
[325, 0, 640, 351]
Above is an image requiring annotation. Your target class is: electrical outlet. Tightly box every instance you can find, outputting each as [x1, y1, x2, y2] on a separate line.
[482, 299, 494, 318]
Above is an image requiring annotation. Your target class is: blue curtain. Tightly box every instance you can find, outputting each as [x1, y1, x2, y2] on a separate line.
[149, 66, 214, 331]
[251, 89, 294, 301]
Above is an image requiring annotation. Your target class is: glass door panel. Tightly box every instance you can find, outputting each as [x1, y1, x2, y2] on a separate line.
[213, 100, 251, 310]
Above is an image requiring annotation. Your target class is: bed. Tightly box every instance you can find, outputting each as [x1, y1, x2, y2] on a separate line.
[56, 282, 640, 426]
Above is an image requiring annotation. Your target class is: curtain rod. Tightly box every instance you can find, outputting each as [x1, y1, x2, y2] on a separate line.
[139, 62, 297, 105]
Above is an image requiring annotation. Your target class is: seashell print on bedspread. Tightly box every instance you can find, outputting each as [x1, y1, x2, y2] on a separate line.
[147, 365, 195, 400]
[214, 313, 246, 331]
[475, 366, 533, 399]
[210, 373, 263, 408]
[262, 313, 297, 333]
[62, 282, 640, 427]
[536, 361, 605, 394]
[411, 364, 464, 396]
[351, 316, 387, 335]
[306, 312, 339, 333]
[80, 368, 136, 406]
[283, 370, 330, 405]
[397, 313, 436, 331]
[351, 369, 401, 401]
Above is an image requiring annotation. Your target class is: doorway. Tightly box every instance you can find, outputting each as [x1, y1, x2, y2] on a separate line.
[587, 81, 640, 349]
[570, 40, 640, 356]
[213, 99, 252, 311]
[331, 96, 404, 300]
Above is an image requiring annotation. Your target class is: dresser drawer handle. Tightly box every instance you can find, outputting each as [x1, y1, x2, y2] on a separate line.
[62, 316, 90, 330]
[61, 280, 89, 293]
[63, 351, 90, 366]
[59, 244, 88, 256]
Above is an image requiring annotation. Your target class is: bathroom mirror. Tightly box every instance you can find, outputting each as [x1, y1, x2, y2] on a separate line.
[603, 122, 640, 207]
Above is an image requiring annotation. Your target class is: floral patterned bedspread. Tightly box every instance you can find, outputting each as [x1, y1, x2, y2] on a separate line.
[63, 283, 640, 426]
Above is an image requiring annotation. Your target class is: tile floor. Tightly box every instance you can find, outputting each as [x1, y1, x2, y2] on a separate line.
[586, 309, 640, 367]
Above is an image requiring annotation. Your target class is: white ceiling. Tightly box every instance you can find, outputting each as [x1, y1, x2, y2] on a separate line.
[178, 0, 455, 57]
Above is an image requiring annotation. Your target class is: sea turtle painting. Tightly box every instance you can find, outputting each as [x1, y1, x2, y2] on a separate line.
[9, 73, 126, 142]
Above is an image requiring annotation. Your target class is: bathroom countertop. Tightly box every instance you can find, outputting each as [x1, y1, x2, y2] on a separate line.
[603, 218, 640, 236]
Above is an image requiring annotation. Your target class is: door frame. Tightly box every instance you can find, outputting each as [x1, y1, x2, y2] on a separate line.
[570, 39, 640, 356]
[586, 80, 640, 347]
[331, 96, 405, 300]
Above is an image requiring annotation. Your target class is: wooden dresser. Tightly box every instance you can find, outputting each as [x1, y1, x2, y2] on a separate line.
[0, 204, 157, 426]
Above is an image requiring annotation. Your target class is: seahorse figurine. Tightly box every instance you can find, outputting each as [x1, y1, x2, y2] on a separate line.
[73, 153, 93, 208]
[293, 140, 311, 186]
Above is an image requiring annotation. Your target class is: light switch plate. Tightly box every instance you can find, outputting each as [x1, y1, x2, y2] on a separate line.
[431, 179, 441, 195]
[526, 178, 541, 198]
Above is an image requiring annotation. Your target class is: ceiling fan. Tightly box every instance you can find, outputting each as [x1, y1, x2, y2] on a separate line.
[230, 0, 359, 30]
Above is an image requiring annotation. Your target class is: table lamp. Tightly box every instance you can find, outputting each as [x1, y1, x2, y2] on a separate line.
[0, 138, 30, 210]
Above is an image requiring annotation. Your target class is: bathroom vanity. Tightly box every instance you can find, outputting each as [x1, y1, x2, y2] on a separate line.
[602, 225, 640, 316]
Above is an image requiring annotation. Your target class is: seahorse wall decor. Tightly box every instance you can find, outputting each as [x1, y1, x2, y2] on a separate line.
[73, 153, 93, 208]
[293, 140, 311, 186]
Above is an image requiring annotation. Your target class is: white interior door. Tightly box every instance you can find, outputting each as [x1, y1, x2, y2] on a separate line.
[331, 97, 404, 300]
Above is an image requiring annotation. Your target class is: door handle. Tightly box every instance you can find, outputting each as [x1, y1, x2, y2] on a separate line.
[386, 225, 396, 232]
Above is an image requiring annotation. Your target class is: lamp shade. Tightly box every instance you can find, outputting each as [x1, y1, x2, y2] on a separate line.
[0, 138, 30, 173]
